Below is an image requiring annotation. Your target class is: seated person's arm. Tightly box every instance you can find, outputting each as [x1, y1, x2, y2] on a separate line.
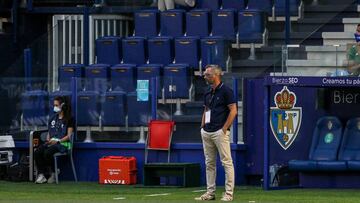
[48, 127, 73, 145]
[59, 127, 73, 143]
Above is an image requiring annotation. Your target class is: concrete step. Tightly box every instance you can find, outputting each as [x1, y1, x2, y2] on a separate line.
[231, 46, 307, 60]
[269, 31, 323, 45]
[322, 31, 355, 45]
[287, 59, 347, 67]
[285, 59, 348, 76]
[231, 46, 281, 60]
[305, 45, 347, 60]
[232, 59, 283, 76]
[268, 18, 344, 33]
[303, 0, 357, 5]
[343, 17, 360, 32]
[304, 5, 359, 19]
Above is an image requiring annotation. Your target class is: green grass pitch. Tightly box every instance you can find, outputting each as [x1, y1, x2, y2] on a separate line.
[0, 181, 360, 203]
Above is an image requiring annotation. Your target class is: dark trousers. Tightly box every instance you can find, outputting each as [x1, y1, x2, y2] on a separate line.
[34, 144, 65, 174]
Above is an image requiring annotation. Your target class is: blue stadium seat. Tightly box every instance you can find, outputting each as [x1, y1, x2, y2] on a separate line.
[95, 36, 122, 65]
[49, 90, 72, 117]
[186, 9, 210, 37]
[58, 64, 84, 91]
[122, 37, 147, 65]
[148, 36, 174, 65]
[175, 36, 200, 69]
[201, 36, 229, 70]
[196, 0, 220, 10]
[101, 91, 126, 126]
[137, 64, 162, 95]
[21, 90, 48, 126]
[84, 64, 110, 93]
[127, 92, 151, 126]
[160, 9, 185, 37]
[338, 118, 360, 170]
[76, 91, 99, 126]
[274, 0, 300, 17]
[164, 64, 191, 99]
[222, 0, 245, 10]
[110, 64, 137, 92]
[212, 9, 236, 41]
[237, 10, 265, 44]
[134, 10, 159, 37]
[247, 0, 272, 15]
[289, 117, 345, 171]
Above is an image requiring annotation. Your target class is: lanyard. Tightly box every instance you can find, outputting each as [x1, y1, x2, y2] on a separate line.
[208, 82, 223, 109]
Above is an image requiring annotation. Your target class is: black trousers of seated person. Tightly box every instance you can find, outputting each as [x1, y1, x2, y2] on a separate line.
[34, 144, 63, 174]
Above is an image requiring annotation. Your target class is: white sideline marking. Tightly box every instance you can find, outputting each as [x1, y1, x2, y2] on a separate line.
[113, 197, 126, 200]
[146, 193, 170, 197]
[192, 189, 207, 193]
[249, 201, 256, 203]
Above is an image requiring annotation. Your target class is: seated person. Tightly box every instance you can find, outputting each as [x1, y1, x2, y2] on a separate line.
[34, 96, 74, 184]
[347, 24, 360, 76]
[158, 0, 195, 11]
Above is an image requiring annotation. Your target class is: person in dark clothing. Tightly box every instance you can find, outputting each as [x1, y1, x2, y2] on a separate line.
[34, 96, 74, 184]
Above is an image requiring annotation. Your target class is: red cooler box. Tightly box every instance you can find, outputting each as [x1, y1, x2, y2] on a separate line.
[99, 156, 137, 184]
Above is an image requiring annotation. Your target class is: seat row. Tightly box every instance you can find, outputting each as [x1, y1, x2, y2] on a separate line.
[134, 9, 265, 43]
[289, 117, 360, 171]
[96, 35, 230, 70]
[58, 63, 192, 97]
[176, 0, 301, 16]
[21, 90, 152, 127]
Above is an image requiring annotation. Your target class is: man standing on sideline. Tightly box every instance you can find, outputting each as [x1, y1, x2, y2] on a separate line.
[195, 64, 237, 201]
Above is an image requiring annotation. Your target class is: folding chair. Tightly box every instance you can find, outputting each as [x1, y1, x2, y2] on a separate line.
[143, 120, 201, 187]
[145, 120, 175, 163]
[53, 132, 78, 184]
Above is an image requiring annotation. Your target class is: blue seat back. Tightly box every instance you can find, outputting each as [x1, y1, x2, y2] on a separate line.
[222, 0, 245, 10]
[274, 0, 300, 16]
[200, 36, 229, 70]
[122, 37, 147, 65]
[160, 9, 185, 37]
[196, 0, 220, 10]
[21, 90, 48, 126]
[175, 36, 199, 69]
[101, 91, 126, 126]
[84, 64, 110, 93]
[338, 118, 360, 161]
[247, 0, 272, 15]
[237, 10, 265, 43]
[134, 10, 159, 37]
[186, 9, 210, 37]
[164, 64, 191, 98]
[95, 36, 122, 65]
[212, 9, 236, 40]
[309, 117, 343, 161]
[76, 91, 99, 126]
[110, 64, 137, 92]
[58, 64, 84, 91]
[127, 92, 151, 126]
[137, 64, 162, 95]
[148, 36, 174, 65]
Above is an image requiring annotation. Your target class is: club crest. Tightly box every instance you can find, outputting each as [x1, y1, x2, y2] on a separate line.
[270, 86, 302, 150]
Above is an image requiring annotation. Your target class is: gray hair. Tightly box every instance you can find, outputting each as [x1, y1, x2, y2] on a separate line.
[205, 64, 222, 76]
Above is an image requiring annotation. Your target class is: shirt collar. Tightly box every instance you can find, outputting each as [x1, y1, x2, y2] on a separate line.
[209, 82, 224, 93]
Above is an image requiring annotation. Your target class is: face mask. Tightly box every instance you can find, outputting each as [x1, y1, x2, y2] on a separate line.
[53, 106, 61, 113]
[354, 33, 360, 42]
